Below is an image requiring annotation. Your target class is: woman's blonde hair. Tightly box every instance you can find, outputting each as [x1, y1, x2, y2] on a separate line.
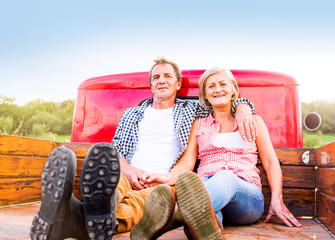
[198, 67, 239, 109]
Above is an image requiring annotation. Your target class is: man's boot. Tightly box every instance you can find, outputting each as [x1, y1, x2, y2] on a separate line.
[176, 172, 225, 240]
[130, 184, 178, 240]
[80, 143, 120, 240]
[30, 146, 88, 240]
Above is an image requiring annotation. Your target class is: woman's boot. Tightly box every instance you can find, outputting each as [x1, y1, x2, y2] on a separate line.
[176, 171, 225, 240]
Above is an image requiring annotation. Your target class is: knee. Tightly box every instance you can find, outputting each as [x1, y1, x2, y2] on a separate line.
[215, 170, 234, 179]
[218, 170, 237, 178]
[214, 170, 239, 187]
[224, 196, 264, 225]
[204, 170, 239, 197]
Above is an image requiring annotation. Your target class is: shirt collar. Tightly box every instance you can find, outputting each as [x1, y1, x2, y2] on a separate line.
[137, 98, 186, 114]
[207, 111, 217, 125]
[136, 98, 153, 116]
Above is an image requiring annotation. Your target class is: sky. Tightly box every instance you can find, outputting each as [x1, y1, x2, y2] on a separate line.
[1, 0, 335, 105]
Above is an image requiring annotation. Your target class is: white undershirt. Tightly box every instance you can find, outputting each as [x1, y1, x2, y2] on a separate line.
[131, 107, 181, 174]
[213, 131, 244, 149]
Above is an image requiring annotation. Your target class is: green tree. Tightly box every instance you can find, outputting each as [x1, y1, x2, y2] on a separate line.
[54, 99, 75, 134]
[0, 116, 14, 134]
[0, 95, 75, 136]
[24, 112, 61, 134]
[32, 123, 47, 136]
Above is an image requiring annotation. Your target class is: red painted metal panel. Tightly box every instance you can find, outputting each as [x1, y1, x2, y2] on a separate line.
[78, 70, 297, 90]
[71, 70, 302, 147]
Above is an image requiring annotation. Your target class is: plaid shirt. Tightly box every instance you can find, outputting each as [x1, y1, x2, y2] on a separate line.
[112, 97, 255, 170]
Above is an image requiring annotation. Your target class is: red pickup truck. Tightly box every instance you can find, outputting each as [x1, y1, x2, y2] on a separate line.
[0, 69, 334, 239]
[71, 69, 303, 147]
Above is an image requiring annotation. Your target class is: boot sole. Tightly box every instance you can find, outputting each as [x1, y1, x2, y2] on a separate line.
[30, 146, 76, 240]
[130, 185, 175, 240]
[176, 172, 224, 240]
[80, 143, 120, 240]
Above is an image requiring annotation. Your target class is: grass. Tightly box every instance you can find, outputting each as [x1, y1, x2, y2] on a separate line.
[319, 134, 335, 146]
[303, 132, 335, 148]
[24, 134, 71, 142]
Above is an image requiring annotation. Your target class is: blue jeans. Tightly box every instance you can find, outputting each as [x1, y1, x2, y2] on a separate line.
[202, 170, 264, 226]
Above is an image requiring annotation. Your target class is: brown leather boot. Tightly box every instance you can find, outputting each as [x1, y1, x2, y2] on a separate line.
[183, 214, 223, 240]
[161, 200, 223, 239]
[162, 203, 185, 233]
[130, 184, 176, 240]
[30, 146, 88, 240]
[176, 172, 225, 240]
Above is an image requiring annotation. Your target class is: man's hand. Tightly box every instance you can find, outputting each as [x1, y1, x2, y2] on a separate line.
[145, 173, 171, 187]
[120, 158, 151, 190]
[124, 166, 151, 190]
[234, 103, 258, 141]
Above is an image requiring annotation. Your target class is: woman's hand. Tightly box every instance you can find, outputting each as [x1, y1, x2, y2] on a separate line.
[234, 104, 258, 141]
[264, 195, 301, 227]
[145, 173, 171, 187]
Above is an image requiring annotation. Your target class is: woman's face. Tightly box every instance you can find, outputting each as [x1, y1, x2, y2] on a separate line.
[204, 72, 234, 108]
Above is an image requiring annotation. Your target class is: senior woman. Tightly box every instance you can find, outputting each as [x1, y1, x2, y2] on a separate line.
[131, 67, 301, 240]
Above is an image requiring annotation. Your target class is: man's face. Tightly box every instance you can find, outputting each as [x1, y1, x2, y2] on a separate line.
[150, 64, 181, 102]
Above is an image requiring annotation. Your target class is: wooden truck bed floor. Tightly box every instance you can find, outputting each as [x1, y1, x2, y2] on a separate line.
[1, 136, 335, 239]
[1, 203, 334, 240]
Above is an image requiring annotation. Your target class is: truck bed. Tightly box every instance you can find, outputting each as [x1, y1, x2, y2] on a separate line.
[1, 203, 334, 240]
[1, 134, 335, 239]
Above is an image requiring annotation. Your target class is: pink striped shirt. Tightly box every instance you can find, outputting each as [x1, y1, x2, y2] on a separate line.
[196, 114, 261, 190]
